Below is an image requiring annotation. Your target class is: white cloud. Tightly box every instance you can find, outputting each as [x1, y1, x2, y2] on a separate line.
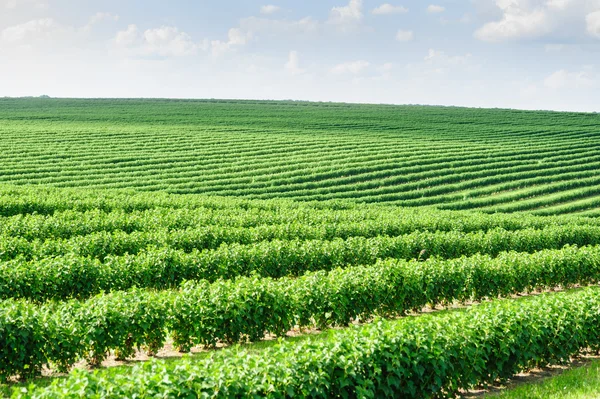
[427, 5, 445, 13]
[546, 0, 574, 10]
[1, 18, 61, 44]
[475, 5, 549, 42]
[285, 50, 305, 75]
[371, 3, 408, 15]
[544, 68, 598, 89]
[115, 25, 202, 57]
[587, 10, 600, 38]
[395, 29, 414, 41]
[474, 0, 600, 42]
[2, 12, 119, 50]
[115, 24, 139, 47]
[83, 12, 119, 32]
[260, 5, 280, 15]
[330, 60, 370, 75]
[210, 28, 251, 56]
[144, 26, 198, 56]
[226, 28, 249, 45]
[328, 0, 363, 32]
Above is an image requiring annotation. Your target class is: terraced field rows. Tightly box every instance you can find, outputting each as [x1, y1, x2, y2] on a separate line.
[1, 98, 600, 214]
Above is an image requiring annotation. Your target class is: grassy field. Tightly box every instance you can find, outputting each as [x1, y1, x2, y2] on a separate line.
[2, 99, 600, 398]
[488, 359, 600, 398]
[1, 98, 600, 215]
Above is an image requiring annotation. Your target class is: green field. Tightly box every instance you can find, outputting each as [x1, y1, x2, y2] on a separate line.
[2, 98, 600, 215]
[2, 99, 600, 398]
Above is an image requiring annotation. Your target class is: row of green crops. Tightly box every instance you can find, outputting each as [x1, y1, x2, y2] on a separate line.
[1, 99, 600, 214]
[4, 206, 592, 244]
[12, 285, 600, 398]
[5, 218, 600, 263]
[0, 184, 594, 232]
[2, 244, 600, 379]
[6, 223, 600, 302]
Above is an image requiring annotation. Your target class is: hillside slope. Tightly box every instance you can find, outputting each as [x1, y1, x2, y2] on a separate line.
[1, 98, 599, 215]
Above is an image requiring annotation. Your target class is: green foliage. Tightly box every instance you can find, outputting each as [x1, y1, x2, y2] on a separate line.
[12, 287, 600, 398]
[2, 245, 600, 379]
[5, 223, 600, 302]
[3, 98, 600, 396]
[1, 99, 600, 213]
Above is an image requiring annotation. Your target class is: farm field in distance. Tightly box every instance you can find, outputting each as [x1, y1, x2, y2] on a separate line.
[3, 98, 600, 398]
[2, 98, 600, 215]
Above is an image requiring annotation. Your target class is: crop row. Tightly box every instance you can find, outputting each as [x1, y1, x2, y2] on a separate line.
[1, 124, 594, 188]
[263, 162, 600, 207]
[6, 224, 600, 301]
[1, 244, 599, 379]
[1, 128, 589, 190]
[5, 202, 593, 243]
[10, 282, 600, 398]
[197, 150, 600, 199]
[4, 212, 600, 264]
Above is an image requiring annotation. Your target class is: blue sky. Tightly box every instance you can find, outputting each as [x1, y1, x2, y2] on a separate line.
[1, 0, 600, 111]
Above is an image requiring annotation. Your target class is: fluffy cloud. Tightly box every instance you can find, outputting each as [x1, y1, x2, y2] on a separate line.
[260, 5, 280, 15]
[115, 24, 138, 47]
[587, 10, 600, 37]
[395, 30, 414, 41]
[328, 0, 363, 32]
[371, 4, 409, 15]
[546, 0, 574, 10]
[115, 25, 203, 57]
[285, 50, 305, 75]
[2, 12, 120, 50]
[330, 60, 370, 75]
[226, 28, 249, 45]
[144, 26, 198, 56]
[210, 28, 251, 56]
[427, 5, 445, 13]
[475, 0, 600, 42]
[475, 3, 550, 42]
[1, 18, 61, 44]
[544, 68, 598, 89]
